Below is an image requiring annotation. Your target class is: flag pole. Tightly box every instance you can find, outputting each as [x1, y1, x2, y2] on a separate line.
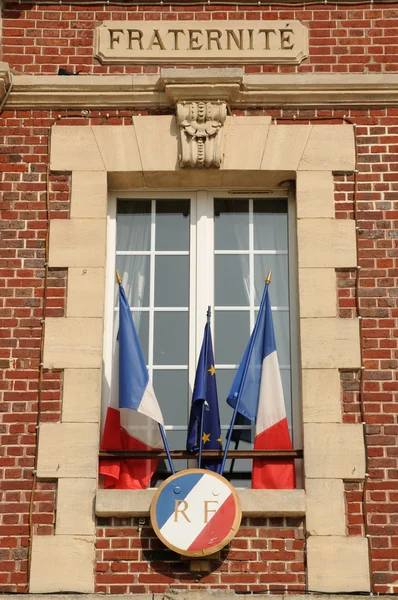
[158, 423, 175, 475]
[198, 306, 211, 469]
[115, 269, 175, 476]
[220, 271, 272, 476]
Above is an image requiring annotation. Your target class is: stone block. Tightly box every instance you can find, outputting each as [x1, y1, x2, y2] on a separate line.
[133, 115, 179, 172]
[62, 369, 101, 423]
[37, 422, 98, 478]
[30, 535, 95, 593]
[298, 125, 355, 172]
[95, 488, 306, 517]
[223, 116, 271, 171]
[43, 318, 103, 369]
[237, 489, 305, 516]
[50, 126, 105, 172]
[300, 318, 360, 369]
[302, 369, 341, 423]
[306, 479, 345, 535]
[67, 268, 105, 318]
[49, 219, 106, 268]
[297, 219, 357, 269]
[304, 423, 365, 479]
[299, 268, 337, 318]
[296, 171, 335, 219]
[307, 536, 370, 592]
[93, 126, 142, 173]
[70, 171, 107, 219]
[261, 124, 311, 172]
[56, 478, 96, 535]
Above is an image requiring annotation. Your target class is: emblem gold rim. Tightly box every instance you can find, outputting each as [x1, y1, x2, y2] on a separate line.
[150, 468, 242, 557]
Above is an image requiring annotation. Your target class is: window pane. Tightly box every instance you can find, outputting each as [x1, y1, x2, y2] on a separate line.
[214, 310, 250, 365]
[215, 368, 236, 425]
[117, 200, 151, 251]
[153, 312, 188, 365]
[116, 255, 150, 308]
[156, 200, 190, 251]
[215, 255, 250, 306]
[161, 429, 188, 452]
[221, 432, 253, 488]
[153, 370, 189, 426]
[272, 310, 291, 368]
[253, 198, 288, 251]
[155, 255, 189, 307]
[214, 198, 249, 251]
[254, 254, 289, 307]
[281, 368, 292, 432]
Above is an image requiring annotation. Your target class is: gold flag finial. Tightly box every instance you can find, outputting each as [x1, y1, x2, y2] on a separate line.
[115, 269, 122, 284]
[265, 269, 272, 285]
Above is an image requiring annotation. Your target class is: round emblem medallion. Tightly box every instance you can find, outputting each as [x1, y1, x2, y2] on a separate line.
[150, 468, 242, 557]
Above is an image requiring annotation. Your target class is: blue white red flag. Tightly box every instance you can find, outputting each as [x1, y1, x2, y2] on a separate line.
[99, 283, 164, 489]
[186, 322, 222, 472]
[154, 471, 237, 552]
[227, 282, 295, 489]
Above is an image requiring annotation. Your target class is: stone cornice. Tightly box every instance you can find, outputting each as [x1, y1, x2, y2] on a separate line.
[0, 62, 12, 105]
[5, 68, 398, 109]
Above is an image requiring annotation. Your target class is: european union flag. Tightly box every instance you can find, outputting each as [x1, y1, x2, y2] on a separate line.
[186, 321, 222, 472]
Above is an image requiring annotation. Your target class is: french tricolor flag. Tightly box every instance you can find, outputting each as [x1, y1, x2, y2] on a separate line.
[227, 279, 296, 489]
[99, 282, 164, 490]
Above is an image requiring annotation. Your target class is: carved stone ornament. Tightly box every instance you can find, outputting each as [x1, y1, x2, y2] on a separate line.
[176, 101, 227, 168]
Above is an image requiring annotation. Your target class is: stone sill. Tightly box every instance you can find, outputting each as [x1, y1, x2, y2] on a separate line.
[96, 488, 305, 517]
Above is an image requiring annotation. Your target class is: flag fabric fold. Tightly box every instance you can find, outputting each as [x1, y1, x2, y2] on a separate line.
[99, 283, 164, 489]
[227, 283, 296, 489]
[186, 321, 222, 472]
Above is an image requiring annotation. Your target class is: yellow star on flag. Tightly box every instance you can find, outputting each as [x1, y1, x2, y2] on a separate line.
[217, 435, 223, 444]
[202, 432, 211, 444]
[208, 365, 216, 376]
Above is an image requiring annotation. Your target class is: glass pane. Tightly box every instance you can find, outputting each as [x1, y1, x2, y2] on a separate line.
[156, 200, 190, 251]
[162, 429, 187, 452]
[253, 198, 288, 251]
[153, 312, 188, 365]
[272, 310, 291, 368]
[116, 255, 150, 308]
[215, 255, 250, 306]
[281, 368, 292, 433]
[215, 368, 236, 426]
[214, 198, 249, 251]
[221, 432, 252, 488]
[254, 254, 289, 307]
[214, 310, 250, 365]
[113, 310, 149, 364]
[155, 255, 189, 307]
[153, 370, 189, 426]
[117, 200, 151, 251]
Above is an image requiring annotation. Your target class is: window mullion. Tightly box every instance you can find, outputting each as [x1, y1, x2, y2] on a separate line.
[148, 199, 156, 378]
[287, 189, 302, 453]
[188, 194, 197, 397]
[195, 190, 214, 359]
[249, 198, 255, 332]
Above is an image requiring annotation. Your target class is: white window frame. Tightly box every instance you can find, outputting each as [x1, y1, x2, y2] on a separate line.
[103, 188, 302, 469]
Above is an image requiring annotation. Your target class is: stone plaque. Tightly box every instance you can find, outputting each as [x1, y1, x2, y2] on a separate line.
[95, 20, 309, 65]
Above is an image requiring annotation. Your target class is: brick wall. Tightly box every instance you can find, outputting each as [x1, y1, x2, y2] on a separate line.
[0, 112, 68, 591]
[95, 516, 305, 594]
[1, 100, 398, 593]
[2, 4, 398, 74]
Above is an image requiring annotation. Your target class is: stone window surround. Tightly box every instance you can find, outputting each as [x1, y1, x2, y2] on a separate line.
[29, 113, 370, 594]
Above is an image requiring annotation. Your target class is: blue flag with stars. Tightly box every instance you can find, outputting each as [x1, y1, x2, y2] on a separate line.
[186, 321, 222, 472]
